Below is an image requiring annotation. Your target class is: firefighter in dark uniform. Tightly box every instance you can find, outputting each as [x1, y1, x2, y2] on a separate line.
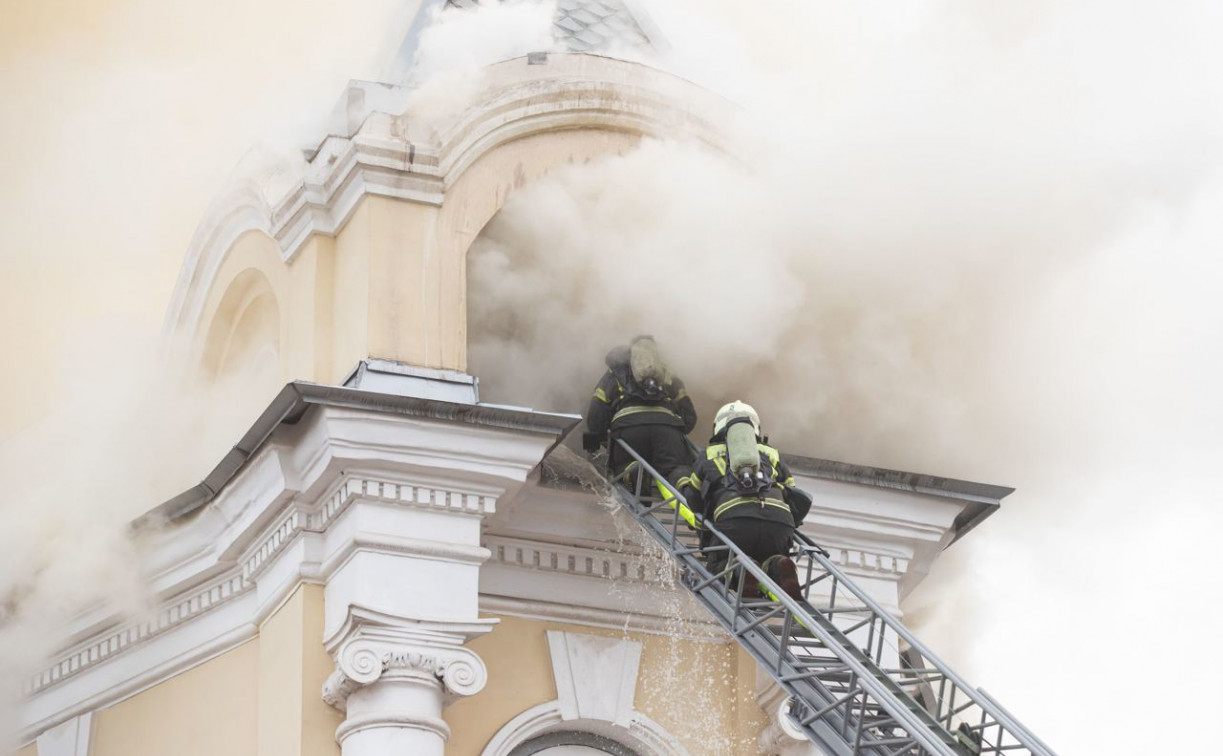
[677, 401, 812, 601]
[583, 335, 697, 481]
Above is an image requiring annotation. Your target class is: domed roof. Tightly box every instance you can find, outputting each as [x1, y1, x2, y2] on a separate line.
[445, 0, 657, 53]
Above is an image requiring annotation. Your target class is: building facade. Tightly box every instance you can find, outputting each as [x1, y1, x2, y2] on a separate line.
[15, 4, 1009, 755]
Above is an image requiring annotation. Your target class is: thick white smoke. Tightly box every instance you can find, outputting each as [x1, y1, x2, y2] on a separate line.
[3, 0, 1221, 754]
[404, 0, 557, 119]
[0, 0, 415, 746]
[466, 1, 1223, 753]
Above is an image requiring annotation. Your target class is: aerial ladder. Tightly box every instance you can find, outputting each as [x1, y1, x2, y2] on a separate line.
[607, 439, 1058, 756]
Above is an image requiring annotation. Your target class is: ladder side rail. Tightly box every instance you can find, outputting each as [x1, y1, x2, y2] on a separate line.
[792, 536, 1024, 754]
[792, 533, 1057, 756]
[974, 688, 1059, 756]
[613, 439, 960, 756]
[609, 482, 926, 756]
[607, 483, 868, 756]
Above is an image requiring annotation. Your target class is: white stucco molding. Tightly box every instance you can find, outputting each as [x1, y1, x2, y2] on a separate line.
[485, 535, 675, 586]
[24, 471, 496, 701]
[165, 52, 735, 344]
[35, 712, 93, 756]
[322, 605, 496, 756]
[481, 630, 691, 756]
[20, 389, 571, 744]
[546, 631, 642, 727]
[321, 604, 496, 712]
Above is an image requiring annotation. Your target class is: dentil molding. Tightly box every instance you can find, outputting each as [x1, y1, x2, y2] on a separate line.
[27, 472, 494, 699]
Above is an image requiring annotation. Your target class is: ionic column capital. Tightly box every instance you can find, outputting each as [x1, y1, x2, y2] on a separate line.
[322, 604, 496, 712]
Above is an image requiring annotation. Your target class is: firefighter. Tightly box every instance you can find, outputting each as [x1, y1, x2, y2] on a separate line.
[583, 335, 697, 482]
[677, 401, 812, 601]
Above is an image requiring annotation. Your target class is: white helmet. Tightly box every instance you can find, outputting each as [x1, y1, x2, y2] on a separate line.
[713, 400, 760, 438]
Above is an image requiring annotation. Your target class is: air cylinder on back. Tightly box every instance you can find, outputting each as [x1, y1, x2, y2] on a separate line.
[629, 336, 665, 385]
[726, 421, 760, 478]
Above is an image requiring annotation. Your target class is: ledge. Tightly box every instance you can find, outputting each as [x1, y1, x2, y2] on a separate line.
[138, 381, 579, 527]
[783, 454, 1012, 544]
[537, 446, 1010, 546]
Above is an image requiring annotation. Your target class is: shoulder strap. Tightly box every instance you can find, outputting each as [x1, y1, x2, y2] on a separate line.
[758, 443, 780, 469]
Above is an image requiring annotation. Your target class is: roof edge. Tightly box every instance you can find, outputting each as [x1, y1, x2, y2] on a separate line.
[782, 453, 1012, 546]
[136, 381, 580, 528]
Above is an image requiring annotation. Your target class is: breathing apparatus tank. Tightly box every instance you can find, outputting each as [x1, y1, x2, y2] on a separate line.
[714, 401, 766, 490]
[629, 335, 666, 399]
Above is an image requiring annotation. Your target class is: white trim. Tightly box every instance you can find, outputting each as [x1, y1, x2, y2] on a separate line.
[20, 405, 563, 743]
[479, 701, 692, 756]
[164, 53, 733, 346]
[35, 712, 93, 756]
[321, 603, 495, 712]
[26, 472, 502, 701]
[481, 629, 690, 756]
[485, 535, 674, 585]
[545, 631, 641, 727]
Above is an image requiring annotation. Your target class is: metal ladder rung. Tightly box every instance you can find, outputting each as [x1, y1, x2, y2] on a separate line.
[604, 439, 1054, 756]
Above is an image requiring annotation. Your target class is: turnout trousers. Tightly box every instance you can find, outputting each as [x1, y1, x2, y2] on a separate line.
[608, 423, 693, 480]
[705, 517, 794, 579]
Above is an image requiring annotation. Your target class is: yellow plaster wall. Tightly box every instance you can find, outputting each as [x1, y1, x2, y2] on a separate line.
[331, 200, 372, 381]
[196, 230, 288, 377]
[283, 236, 337, 385]
[90, 583, 338, 756]
[445, 614, 768, 756]
[257, 583, 341, 756]
[92, 639, 259, 756]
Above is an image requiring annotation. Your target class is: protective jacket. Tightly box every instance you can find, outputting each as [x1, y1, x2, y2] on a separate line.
[587, 364, 697, 436]
[679, 442, 811, 529]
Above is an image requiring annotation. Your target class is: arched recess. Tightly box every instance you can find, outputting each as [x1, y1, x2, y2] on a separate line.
[198, 266, 283, 396]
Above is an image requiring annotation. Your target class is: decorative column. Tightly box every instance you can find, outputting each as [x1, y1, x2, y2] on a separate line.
[322, 605, 495, 756]
[301, 392, 577, 756]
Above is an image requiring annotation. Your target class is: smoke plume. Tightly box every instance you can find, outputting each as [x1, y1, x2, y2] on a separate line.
[0, 0, 415, 745]
[2, 1, 1221, 754]
[466, 1, 1223, 753]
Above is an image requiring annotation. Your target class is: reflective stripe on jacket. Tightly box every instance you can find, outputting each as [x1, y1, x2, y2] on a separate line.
[586, 369, 697, 435]
[677, 442, 809, 527]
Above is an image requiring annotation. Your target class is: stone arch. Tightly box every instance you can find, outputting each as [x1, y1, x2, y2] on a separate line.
[510, 729, 644, 755]
[165, 54, 736, 379]
[445, 127, 647, 373]
[480, 702, 691, 756]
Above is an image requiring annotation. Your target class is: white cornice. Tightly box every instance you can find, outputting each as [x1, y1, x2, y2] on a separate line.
[27, 469, 501, 699]
[25, 572, 250, 697]
[484, 534, 675, 585]
[19, 397, 566, 742]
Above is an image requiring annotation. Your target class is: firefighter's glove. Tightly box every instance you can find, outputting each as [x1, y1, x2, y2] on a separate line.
[582, 432, 605, 454]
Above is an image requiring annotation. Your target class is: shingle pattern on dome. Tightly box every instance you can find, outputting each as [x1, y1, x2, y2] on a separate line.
[446, 0, 652, 53]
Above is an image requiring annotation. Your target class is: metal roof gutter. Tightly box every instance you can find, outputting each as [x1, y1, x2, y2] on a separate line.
[137, 381, 580, 529]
